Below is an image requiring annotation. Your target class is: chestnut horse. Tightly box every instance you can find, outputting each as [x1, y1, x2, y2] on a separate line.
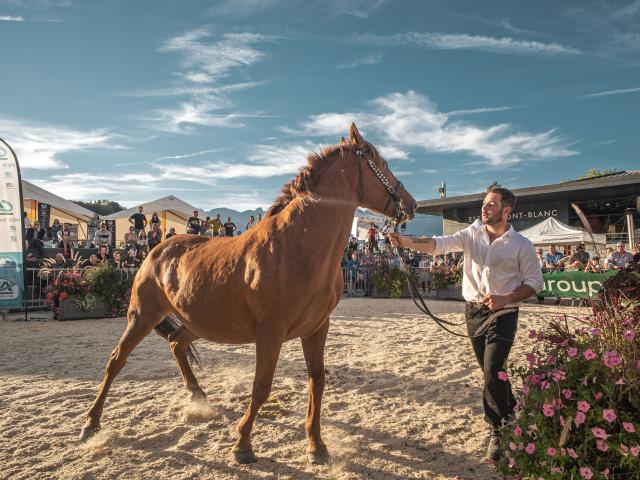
[79, 124, 417, 464]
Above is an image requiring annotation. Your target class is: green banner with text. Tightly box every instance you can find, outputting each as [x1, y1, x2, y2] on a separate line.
[540, 270, 618, 298]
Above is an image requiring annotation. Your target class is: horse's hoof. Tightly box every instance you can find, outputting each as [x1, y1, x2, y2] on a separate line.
[190, 390, 207, 402]
[79, 424, 100, 442]
[233, 449, 257, 464]
[307, 448, 330, 465]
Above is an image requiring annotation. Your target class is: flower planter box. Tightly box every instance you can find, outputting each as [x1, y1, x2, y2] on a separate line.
[436, 285, 464, 301]
[57, 297, 110, 321]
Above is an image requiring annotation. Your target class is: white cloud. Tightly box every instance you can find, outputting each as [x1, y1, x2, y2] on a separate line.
[118, 81, 265, 98]
[283, 91, 577, 165]
[0, 15, 24, 21]
[337, 52, 384, 69]
[351, 32, 582, 56]
[160, 29, 275, 81]
[0, 117, 122, 169]
[27, 173, 160, 200]
[447, 105, 517, 116]
[579, 86, 640, 98]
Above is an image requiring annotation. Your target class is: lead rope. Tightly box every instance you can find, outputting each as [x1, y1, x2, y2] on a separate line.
[390, 223, 516, 339]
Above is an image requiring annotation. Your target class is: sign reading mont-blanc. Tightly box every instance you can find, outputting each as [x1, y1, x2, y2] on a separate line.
[0, 139, 24, 309]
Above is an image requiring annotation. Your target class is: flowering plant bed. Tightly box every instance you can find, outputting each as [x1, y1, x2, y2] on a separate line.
[498, 265, 640, 479]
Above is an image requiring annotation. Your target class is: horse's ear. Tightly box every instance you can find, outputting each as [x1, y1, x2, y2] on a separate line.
[349, 123, 365, 146]
[340, 136, 347, 144]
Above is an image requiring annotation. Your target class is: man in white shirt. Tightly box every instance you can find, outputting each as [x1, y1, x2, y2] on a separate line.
[390, 186, 543, 462]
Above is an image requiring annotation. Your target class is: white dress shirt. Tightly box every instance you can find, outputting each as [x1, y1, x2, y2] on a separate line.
[432, 223, 544, 307]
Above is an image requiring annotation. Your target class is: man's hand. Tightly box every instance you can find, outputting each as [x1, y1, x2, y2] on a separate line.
[388, 232, 410, 248]
[482, 294, 510, 311]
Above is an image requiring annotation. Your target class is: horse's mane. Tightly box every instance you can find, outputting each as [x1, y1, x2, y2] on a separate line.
[264, 143, 349, 218]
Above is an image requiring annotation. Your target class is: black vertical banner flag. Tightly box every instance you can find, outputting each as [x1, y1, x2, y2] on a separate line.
[105, 220, 116, 250]
[37, 203, 50, 228]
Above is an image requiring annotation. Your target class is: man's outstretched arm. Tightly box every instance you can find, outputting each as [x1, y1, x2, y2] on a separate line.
[388, 233, 436, 254]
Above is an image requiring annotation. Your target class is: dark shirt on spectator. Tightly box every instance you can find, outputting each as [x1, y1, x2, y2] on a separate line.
[224, 222, 236, 237]
[129, 213, 147, 230]
[186, 216, 201, 234]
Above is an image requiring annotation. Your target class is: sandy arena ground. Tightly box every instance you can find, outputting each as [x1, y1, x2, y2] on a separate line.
[0, 299, 587, 480]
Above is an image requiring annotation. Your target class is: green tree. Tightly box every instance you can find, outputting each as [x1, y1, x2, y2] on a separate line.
[576, 168, 617, 180]
[74, 199, 126, 216]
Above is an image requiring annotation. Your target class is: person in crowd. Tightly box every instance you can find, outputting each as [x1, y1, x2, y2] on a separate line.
[407, 251, 420, 268]
[607, 242, 634, 270]
[165, 227, 177, 240]
[57, 223, 72, 244]
[137, 230, 149, 250]
[418, 254, 432, 293]
[390, 185, 543, 463]
[633, 242, 640, 263]
[150, 212, 160, 228]
[345, 251, 360, 289]
[129, 206, 147, 235]
[96, 245, 110, 262]
[218, 226, 226, 237]
[199, 220, 208, 235]
[603, 247, 614, 269]
[148, 224, 162, 250]
[367, 223, 378, 252]
[224, 216, 237, 237]
[92, 222, 112, 248]
[124, 226, 137, 248]
[544, 244, 564, 305]
[347, 234, 359, 255]
[584, 255, 602, 273]
[256, 213, 262, 224]
[50, 218, 62, 238]
[85, 254, 100, 268]
[186, 210, 201, 234]
[113, 250, 123, 269]
[54, 253, 69, 268]
[87, 213, 100, 244]
[562, 245, 572, 258]
[58, 227, 74, 259]
[381, 220, 393, 249]
[25, 221, 46, 258]
[535, 248, 548, 304]
[566, 243, 590, 270]
[360, 246, 374, 266]
[23, 212, 32, 230]
[124, 249, 141, 269]
[210, 214, 223, 237]
[138, 247, 149, 263]
[246, 215, 256, 230]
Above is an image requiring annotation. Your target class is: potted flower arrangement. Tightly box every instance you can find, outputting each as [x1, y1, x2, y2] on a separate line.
[434, 268, 463, 300]
[42, 260, 132, 320]
[498, 265, 640, 479]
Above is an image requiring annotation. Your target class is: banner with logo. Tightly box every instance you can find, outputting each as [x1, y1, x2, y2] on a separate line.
[0, 139, 25, 309]
[37, 202, 51, 228]
[540, 270, 618, 299]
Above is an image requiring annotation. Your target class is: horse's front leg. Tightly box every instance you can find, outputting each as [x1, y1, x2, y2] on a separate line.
[301, 319, 330, 464]
[232, 329, 283, 464]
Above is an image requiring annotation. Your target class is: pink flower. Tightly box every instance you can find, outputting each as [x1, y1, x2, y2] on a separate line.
[583, 349, 597, 360]
[591, 427, 608, 439]
[597, 439, 609, 452]
[498, 371, 509, 381]
[615, 378, 625, 385]
[508, 457, 516, 468]
[514, 426, 522, 437]
[528, 329, 537, 339]
[594, 391, 603, 401]
[542, 402, 555, 417]
[540, 380, 551, 390]
[577, 401, 591, 413]
[575, 411, 586, 425]
[623, 329, 636, 341]
[631, 446, 639, 458]
[623, 422, 635, 433]
[552, 370, 566, 382]
[562, 388, 572, 399]
[620, 443, 629, 455]
[567, 346, 578, 357]
[603, 351, 622, 368]
[567, 448, 578, 459]
[580, 467, 593, 479]
[522, 384, 530, 396]
[590, 327, 601, 336]
[547, 355, 557, 365]
[528, 423, 537, 432]
[525, 443, 535, 454]
[547, 447, 556, 456]
[602, 468, 610, 479]
[602, 409, 617, 423]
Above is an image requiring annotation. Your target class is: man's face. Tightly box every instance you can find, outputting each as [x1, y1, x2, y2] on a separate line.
[549, 246, 557, 254]
[481, 192, 508, 226]
[616, 243, 625, 253]
[138, 207, 143, 213]
[101, 224, 107, 230]
[193, 211, 198, 217]
[227, 216, 231, 222]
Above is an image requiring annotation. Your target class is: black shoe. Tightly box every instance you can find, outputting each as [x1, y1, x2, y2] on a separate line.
[486, 430, 501, 463]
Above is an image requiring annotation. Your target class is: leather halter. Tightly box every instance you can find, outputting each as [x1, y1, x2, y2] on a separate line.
[355, 147, 407, 225]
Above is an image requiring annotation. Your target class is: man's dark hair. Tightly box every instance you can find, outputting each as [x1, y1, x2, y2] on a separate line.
[487, 185, 516, 210]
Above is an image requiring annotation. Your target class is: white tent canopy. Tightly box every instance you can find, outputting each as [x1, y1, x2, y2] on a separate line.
[22, 180, 95, 221]
[351, 209, 389, 240]
[519, 217, 606, 246]
[103, 196, 208, 221]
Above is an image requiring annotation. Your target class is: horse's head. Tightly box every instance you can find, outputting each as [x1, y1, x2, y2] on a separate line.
[344, 123, 417, 224]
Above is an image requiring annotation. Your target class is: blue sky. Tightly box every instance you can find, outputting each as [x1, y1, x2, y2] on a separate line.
[1, 0, 639, 210]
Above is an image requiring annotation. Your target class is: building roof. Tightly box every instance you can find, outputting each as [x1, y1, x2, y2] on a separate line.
[417, 170, 640, 215]
[103, 195, 208, 220]
[22, 180, 95, 221]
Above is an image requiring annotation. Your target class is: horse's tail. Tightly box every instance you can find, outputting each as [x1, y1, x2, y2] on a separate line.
[154, 313, 201, 368]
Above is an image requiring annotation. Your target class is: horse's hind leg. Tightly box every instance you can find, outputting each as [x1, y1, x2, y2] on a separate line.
[232, 330, 283, 464]
[301, 319, 330, 464]
[167, 326, 206, 401]
[79, 298, 166, 441]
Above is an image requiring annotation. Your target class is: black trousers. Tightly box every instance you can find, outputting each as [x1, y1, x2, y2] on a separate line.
[465, 302, 518, 429]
